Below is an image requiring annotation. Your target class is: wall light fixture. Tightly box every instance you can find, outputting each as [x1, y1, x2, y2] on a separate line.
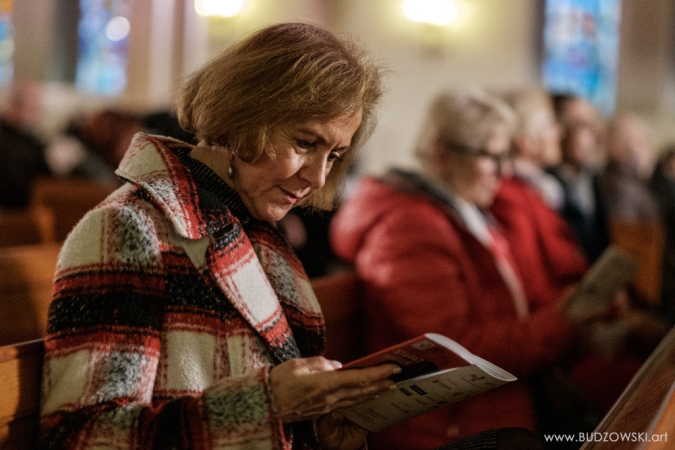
[194, 0, 244, 18]
[402, 0, 459, 26]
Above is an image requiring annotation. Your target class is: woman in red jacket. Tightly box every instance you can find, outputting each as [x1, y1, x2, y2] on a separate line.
[492, 87, 588, 306]
[492, 88, 661, 438]
[330, 88, 606, 450]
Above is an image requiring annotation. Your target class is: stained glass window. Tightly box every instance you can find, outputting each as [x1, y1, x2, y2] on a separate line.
[77, 0, 132, 96]
[0, 0, 13, 87]
[542, 0, 622, 115]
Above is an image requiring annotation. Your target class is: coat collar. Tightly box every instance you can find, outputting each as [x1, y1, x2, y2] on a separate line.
[116, 133, 235, 240]
[382, 168, 500, 229]
[115, 133, 318, 363]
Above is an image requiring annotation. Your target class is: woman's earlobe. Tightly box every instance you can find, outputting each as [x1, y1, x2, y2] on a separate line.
[228, 152, 235, 179]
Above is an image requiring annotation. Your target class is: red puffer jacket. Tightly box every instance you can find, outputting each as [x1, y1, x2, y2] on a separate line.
[330, 173, 575, 450]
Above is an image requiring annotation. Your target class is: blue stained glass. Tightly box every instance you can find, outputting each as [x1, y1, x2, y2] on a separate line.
[76, 0, 131, 96]
[0, 11, 13, 88]
[542, 0, 622, 116]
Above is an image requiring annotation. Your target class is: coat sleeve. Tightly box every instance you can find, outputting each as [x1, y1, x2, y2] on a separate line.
[491, 183, 588, 307]
[350, 201, 575, 377]
[39, 203, 289, 450]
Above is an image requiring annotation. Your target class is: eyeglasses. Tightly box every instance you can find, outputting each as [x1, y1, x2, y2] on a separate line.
[444, 141, 514, 168]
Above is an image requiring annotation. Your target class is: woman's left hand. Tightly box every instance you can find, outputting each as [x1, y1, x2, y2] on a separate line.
[315, 411, 368, 450]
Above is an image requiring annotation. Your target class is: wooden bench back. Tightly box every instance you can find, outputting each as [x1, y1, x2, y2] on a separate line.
[641, 380, 675, 450]
[311, 271, 366, 364]
[609, 220, 666, 305]
[0, 207, 56, 248]
[581, 326, 675, 449]
[0, 243, 61, 346]
[0, 340, 43, 450]
[30, 177, 117, 241]
[0, 270, 366, 449]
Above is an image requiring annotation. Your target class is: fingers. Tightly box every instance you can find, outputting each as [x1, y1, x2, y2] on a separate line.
[311, 364, 400, 409]
[317, 364, 399, 395]
[333, 363, 401, 387]
[351, 363, 402, 380]
[295, 356, 343, 373]
[322, 380, 394, 412]
[270, 358, 402, 423]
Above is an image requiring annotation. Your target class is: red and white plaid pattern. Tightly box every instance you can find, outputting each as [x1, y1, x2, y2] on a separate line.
[40, 134, 325, 449]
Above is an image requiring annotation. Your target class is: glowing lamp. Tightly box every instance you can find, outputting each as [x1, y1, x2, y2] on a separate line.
[402, 0, 459, 26]
[194, 0, 244, 18]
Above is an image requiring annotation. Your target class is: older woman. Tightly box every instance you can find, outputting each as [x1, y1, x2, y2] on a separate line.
[39, 23, 400, 450]
[330, 88, 600, 449]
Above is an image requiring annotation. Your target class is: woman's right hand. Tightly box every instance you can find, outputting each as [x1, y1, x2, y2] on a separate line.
[558, 284, 615, 328]
[269, 356, 400, 424]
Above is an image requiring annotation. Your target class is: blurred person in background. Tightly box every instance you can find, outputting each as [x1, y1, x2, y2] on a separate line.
[598, 112, 660, 221]
[494, 89, 668, 445]
[330, 88, 622, 450]
[498, 87, 565, 209]
[47, 109, 196, 184]
[46, 109, 144, 184]
[142, 109, 198, 144]
[277, 208, 341, 278]
[491, 87, 588, 314]
[0, 80, 51, 207]
[550, 93, 610, 262]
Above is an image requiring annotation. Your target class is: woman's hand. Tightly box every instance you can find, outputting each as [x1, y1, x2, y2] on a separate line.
[558, 284, 616, 328]
[315, 412, 368, 450]
[269, 356, 399, 423]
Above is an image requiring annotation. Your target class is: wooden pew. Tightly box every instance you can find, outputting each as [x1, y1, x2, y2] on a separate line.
[580, 326, 675, 449]
[0, 270, 366, 449]
[311, 270, 366, 363]
[0, 339, 43, 450]
[0, 207, 56, 248]
[609, 221, 666, 305]
[642, 381, 675, 450]
[0, 243, 61, 346]
[30, 177, 117, 241]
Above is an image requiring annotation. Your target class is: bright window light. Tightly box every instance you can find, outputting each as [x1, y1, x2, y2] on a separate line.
[402, 0, 459, 26]
[194, 0, 244, 18]
[105, 16, 131, 42]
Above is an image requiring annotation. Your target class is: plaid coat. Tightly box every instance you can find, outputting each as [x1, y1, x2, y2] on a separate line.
[40, 134, 326, 450]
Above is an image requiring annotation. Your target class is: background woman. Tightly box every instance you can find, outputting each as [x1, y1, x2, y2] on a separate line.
[330, 88, 614, 450]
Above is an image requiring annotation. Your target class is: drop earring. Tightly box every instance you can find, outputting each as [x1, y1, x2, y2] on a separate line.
[227, 153, 235, 179]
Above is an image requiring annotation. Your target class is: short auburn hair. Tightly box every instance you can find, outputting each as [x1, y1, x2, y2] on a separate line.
[177, 22, 385, 209]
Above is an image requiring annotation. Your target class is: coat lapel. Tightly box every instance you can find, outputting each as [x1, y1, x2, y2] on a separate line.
[117, 133, 307, 363]
[204, 227, 301, 363]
